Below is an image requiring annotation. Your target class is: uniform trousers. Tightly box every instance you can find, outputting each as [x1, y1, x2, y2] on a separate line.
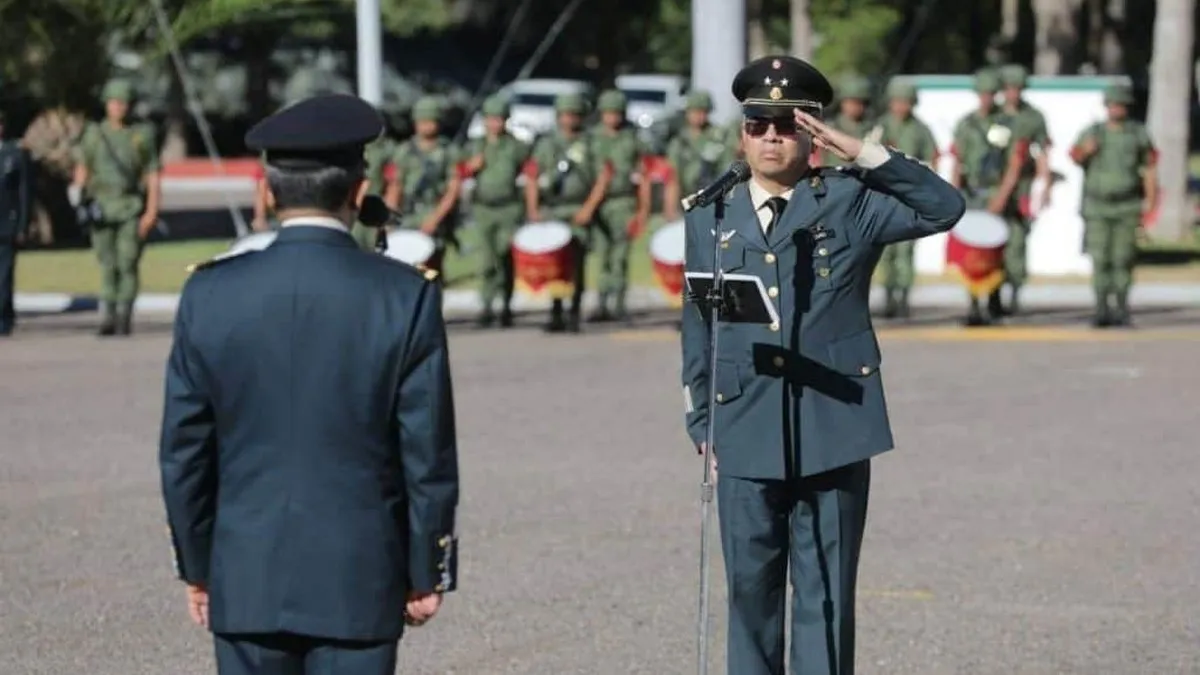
[0, 235, 14, 333]
[717, 460, 871, 675]
[214, 632, 397, 675]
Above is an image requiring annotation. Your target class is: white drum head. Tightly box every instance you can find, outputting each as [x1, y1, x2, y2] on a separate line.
[952, 209, 1009, 247]
[513, 221, 572, 254]
[227, 231, 277, 256]
[384, 230, 435, 265]
[650, 220, 685, 264]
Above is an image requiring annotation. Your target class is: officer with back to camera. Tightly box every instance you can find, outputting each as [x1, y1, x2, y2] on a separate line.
[159, 93, 459, 675]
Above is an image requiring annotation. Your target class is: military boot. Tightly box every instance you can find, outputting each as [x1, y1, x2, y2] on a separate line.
[1111, 291, 1133, 327]
[499, 306, 514, 328]
[1091, 293, 1111, 329]
[97, 303, 118, 337]
[588, 293, 613, 323]
[612, 291, 631, 324]
[477, 302, 495, 328]
[882, 288, 898, 319]
[897, 288, 912, 319]
[964, 297, 989, 327]
[986, 289, 1005, 321]
[116, 304, 134, 336]
[1006, 285, 1021, 317]
[544, 300, 567, 333]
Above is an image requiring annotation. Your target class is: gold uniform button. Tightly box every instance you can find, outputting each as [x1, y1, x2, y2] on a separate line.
[764, 253, 776, 264]
[860, 365, 872, 375]
[434, 583, 446, 592]
[817, 247, 829, 256]
[721, 242, 729, 249]
[438, 536, 451, 547]
[716, 393, 724, 402]
[767, 286, 778, 298]
[772, 356, 785, 368]
[769, 321, 780, 332]
[818, 268, 831, 278]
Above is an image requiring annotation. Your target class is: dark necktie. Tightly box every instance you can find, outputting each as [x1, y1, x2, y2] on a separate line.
[764, 196, 788, 234]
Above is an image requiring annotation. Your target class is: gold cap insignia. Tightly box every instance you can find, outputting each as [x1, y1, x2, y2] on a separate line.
[772, 59, 782, 69]
[769, 87, 783, 100]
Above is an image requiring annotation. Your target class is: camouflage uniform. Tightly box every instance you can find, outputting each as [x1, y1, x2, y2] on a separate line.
[529, 93, 602, 332]
[666, 91, 734, 199]
[818, 74, 873, 167]
[461, 94, 530, 326]
[351, 137, 395, 251]
[868, 78, 940, 318]
[74, 79, 160, 335]
[997, 64, 1052, 313]
[951, 69, 1032, 325]
[1071, 83, 1157, 327]
[391, 96, 461, 265]
[589, 89, 649, 321]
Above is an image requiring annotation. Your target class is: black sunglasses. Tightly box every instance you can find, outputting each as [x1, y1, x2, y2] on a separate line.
[743, 117, 801, 138]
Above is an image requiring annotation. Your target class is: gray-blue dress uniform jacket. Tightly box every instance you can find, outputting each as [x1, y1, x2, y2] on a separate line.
[159, 225, 459, 642]
[680, 146, 965, 479]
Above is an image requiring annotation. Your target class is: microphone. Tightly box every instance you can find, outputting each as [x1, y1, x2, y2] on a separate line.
[680, 160, 751, 212]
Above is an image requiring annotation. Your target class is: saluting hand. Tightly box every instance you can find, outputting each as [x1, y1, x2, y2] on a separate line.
[405, 591, 443, 627]
[793, 109, 864, 163]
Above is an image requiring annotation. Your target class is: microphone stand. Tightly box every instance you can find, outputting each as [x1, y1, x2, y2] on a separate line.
[693, 192, 727, 675]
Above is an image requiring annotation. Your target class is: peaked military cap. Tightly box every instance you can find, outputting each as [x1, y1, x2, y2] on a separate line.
[732, 55, 832, 117]
[245, 93, 384, 171]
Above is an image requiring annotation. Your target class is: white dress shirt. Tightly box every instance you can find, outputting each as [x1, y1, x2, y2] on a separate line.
[280, 215, 350, 232]
[746, 141, 893, 233]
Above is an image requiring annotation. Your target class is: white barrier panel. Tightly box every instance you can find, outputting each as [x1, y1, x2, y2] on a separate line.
[909, 75, 1115, 277]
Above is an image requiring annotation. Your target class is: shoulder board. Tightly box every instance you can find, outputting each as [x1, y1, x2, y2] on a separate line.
[186, 249, 259, 273]
[824, 165, 863, 179]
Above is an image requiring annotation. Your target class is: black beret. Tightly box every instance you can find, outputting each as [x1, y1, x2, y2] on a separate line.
[245, 93, 384, 170]
[732, 55, 833, 117]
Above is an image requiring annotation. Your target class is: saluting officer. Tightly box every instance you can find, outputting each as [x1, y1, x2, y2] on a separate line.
[524, 92, 612, 333]
[70, 78, 162, 337]
[1069, 81, 1159, 328]
[869, 77, 940, 319]
[589, 89, 652, 323]
[662, 90, 734, 222]
[0, 107, 33, 337]
[385, 96, 463, 273]
[459, 94, 531, 328]
[680, 55, 964, 675]
[159, 93, 460, 675]
[814, 73, 873, 167]
[997, 63, 1053, 315]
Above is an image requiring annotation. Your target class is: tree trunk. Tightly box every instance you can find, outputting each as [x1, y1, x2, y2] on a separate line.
[1032, 0, 1084, 74]
[1146, 0, 1195, 242]
[160, 67, 189, 162]
[791, 0, 813, 61]
[747, 0, 769, 60]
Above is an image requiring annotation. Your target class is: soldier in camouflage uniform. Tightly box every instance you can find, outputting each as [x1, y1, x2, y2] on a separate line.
[588, 89, 651, 323]
[815, 74, 873, 167]
[997, 64, 1053, 316]
[459, 94, 530, 328]
[1069, 82, 1159, 328]
[349, 136, 396, 251]
[949, 69, 1034, 326]
[385, 96, 462, 273]
[663, 90, 733, 221]
[868, 77, 940, 318]
[70, 79, 162, 337]
[524, 92, 611, 333]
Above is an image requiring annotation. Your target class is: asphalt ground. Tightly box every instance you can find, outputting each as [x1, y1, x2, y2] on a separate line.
[2, 306, 1199, 675]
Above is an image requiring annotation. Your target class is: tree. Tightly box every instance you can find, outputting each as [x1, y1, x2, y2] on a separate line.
[1146, 0, 1195, 242]
[790, 0, 814, 61]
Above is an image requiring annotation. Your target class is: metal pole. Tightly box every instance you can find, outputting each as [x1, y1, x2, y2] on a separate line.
[147, 0, 249, 238]
[356, 0, 383, 105]
[691, 0, 746, 125]
[514, 0, 587, 81]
